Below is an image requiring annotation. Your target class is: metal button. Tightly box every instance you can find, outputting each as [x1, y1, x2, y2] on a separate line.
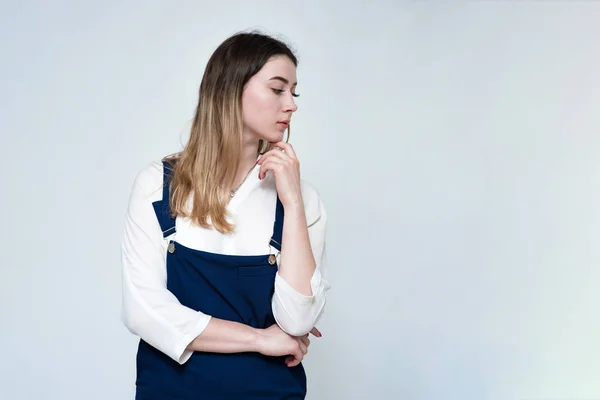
[168, 242, 175, 254]
[268, 254, 276, 265]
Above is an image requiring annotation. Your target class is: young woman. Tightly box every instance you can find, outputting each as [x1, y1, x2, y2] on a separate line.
[121, 31, 330, 399]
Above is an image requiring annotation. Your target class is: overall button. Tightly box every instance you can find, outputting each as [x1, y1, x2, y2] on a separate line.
[168, 242, 175, 253]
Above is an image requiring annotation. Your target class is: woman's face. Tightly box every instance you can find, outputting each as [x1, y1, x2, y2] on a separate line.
[241, 55, 299, 144]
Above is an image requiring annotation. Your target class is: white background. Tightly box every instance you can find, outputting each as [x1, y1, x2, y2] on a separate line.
[1, 1, 599, 399]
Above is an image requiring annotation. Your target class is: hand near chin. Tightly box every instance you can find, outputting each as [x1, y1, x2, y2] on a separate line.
[257, 142, 303, 208]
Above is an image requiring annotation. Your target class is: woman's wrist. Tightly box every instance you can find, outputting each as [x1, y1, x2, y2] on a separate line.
[187, 318, 264, 354]
[282, 200, 305, 217]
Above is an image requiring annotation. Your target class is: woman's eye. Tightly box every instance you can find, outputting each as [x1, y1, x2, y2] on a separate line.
[271, 88, 300, 98]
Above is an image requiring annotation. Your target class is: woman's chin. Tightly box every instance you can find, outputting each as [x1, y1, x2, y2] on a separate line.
[262, 131, 285, 144]
[248, 127, 286, 145]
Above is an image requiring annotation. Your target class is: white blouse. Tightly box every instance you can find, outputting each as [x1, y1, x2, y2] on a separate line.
[120, 159, 330, 364]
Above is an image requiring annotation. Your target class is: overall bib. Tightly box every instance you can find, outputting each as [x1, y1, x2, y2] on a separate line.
[135, 161, 307, 399]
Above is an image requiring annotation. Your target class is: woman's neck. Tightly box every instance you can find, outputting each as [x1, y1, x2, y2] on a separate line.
[233, 139, 261, 189]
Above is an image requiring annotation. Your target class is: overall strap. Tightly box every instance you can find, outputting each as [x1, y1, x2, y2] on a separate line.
[152, 160, 176, 238]
[269, 196, 285, 251]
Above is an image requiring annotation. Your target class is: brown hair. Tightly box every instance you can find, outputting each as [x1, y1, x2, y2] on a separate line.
[164, 31, 298, 234]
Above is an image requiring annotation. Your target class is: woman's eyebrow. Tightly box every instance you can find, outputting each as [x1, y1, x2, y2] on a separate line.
[268, 76, 297, 86]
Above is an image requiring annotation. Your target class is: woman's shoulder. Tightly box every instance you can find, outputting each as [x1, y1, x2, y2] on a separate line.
[131, 159, 168, 202]
[299, 178, 325, 226]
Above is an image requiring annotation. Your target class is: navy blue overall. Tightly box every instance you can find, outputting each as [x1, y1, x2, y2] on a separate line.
[134, 161, 307, 399]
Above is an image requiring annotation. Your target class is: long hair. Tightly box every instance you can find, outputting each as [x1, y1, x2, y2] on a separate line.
[164, 31, 298, 234]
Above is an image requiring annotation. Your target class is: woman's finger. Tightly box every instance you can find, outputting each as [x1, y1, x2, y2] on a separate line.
[285, 355, 295, 366]
[272, 142, 298, 160]
[298, 340, 308, 355]
[258, 157, 283, 179]
[268, 149, 291, 163]
[286, 340, 306, 367]
[258, 152, 285, 166]
[300, 336, 311, 349]
[258, 148, 290, 165]
[288, 357, 301, 367]
[291, 345, 303, 364]
[309, 327, 322, 337]
[258, 159, 284, 180]
[286, 356, 301, 368]
[257, 152, 286, 170]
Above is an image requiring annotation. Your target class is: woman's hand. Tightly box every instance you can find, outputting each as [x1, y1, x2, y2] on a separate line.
[281, 327, 323, 367]
[255, 324, 322, 367]
[257, 142, 303, 208]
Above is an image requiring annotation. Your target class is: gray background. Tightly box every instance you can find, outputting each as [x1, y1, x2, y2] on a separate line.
[1, 1, 599, 399]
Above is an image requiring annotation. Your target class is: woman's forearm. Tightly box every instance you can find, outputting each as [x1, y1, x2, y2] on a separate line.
[186, 317, 259, 353]
[277, 202, 316, 296]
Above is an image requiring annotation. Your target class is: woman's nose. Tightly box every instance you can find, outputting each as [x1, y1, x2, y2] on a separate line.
[284, 96, 298, 113]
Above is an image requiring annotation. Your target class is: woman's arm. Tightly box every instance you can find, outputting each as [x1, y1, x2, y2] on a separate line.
[257, 144, 331, 336]
[122, 164, 308, 364]
[185, 318, 258, 353]
[121, 169, 211, 365]
[186, 319, 308, 366]
[278, 201, 316, 295]
[272, 196, 330, 336]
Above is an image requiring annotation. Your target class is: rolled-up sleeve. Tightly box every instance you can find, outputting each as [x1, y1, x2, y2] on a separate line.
[121, 169, 211, 364]
[272, 197, 331, 336]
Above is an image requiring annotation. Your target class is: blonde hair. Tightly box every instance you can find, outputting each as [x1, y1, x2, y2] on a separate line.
[164, 31, 297, 234]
